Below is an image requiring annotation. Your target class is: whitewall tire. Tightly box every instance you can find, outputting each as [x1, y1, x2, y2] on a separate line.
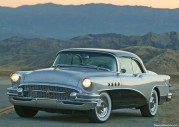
[88, 92, 112, 123]
[140, 89, 158, 117]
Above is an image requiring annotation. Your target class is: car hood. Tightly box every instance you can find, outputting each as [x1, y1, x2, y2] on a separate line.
[22, 67, 114, 87]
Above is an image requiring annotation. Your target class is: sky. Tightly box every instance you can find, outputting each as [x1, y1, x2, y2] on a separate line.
[0, 0, 179, 9]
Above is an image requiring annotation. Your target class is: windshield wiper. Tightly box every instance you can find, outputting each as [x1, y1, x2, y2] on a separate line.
[52, 64, 84, 68]
[52, 64, 71, 68]
[84, 64, 110, 71]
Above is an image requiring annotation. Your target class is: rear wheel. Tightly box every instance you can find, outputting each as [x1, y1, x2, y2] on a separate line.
[14, 105, 38, 118]
[88, 92, 112, 123]
[140, 89, 158, 117]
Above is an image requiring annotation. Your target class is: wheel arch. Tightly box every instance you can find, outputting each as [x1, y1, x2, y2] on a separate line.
[153, 87, 160, 103]
[99, 90, 113, 109]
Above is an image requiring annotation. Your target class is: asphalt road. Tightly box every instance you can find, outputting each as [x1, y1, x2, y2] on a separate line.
[0, 77, 178, 127]
[0, 77, 11, 108]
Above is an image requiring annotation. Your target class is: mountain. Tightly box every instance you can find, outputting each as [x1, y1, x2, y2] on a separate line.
[1, 32, 179, 75]
[1, 3, 179, 40]
[70, 32, 179, 49]
[0, 37, 66, 68]
[123, 46, 179, 73]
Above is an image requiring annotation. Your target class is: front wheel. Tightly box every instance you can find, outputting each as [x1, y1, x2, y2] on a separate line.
[14, 105, 38, 118]
[88, 92, 112, 123]
[140, 89, 158, 117]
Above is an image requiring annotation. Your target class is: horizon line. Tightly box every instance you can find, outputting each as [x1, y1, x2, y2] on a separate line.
[0, 2, 178, 9]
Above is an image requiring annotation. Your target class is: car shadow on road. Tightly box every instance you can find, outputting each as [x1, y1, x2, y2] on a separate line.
[27, 109, 144, 123]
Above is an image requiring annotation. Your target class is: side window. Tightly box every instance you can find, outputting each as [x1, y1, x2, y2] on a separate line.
[132, 59, 143, 74]
[119, 57, 133, 74]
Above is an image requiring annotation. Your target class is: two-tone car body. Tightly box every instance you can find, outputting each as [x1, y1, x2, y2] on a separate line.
[7, 48, 172, 122]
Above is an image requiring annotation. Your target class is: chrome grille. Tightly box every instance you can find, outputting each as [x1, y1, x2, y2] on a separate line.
[20, 85, 78, 100]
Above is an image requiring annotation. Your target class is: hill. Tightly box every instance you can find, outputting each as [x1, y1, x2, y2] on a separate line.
[1, 34, 179, 75]
[1, 3, 179, 39]
[123, 46, 179, 74]
[0, 37, 66, 68]
[70, 32, 179, 49]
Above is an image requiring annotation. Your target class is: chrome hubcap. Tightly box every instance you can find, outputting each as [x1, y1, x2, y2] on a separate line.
[96, 96, 108, 118]
[149, 90, 158, 113]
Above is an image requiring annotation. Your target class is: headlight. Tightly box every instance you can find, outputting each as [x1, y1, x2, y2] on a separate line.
[10, 73, 20, 82]
[82, 78, 91, 88]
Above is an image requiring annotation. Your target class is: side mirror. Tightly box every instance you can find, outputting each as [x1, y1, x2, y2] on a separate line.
[121, 69, 126, 73]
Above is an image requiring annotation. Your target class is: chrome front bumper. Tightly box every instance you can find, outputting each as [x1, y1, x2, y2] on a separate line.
[7, 87, 100, 111]
[159, 92, 172, 104]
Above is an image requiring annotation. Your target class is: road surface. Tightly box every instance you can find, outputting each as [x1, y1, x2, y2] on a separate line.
[0, 77, 178, 127]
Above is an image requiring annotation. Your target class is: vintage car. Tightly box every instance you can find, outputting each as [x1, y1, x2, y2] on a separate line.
[7, 48, 172, 123]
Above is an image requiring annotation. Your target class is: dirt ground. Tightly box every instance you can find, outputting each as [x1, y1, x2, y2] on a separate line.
[155, 84, 179, 126]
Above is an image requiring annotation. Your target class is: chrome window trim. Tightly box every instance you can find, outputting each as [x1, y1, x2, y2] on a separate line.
[118, 56, 147, 75]
[117, 57, 133, 74]
[131, 57, 146, 73]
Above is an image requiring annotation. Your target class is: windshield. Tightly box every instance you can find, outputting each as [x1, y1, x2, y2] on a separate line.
[53, 51, 117, 72]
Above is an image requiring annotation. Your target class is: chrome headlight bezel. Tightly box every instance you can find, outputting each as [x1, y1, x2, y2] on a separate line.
[82, 78, 92, 88]
[10, 73, 20, 83]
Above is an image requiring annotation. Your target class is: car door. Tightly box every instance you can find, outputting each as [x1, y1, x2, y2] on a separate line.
[117, 57, 147, 107]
